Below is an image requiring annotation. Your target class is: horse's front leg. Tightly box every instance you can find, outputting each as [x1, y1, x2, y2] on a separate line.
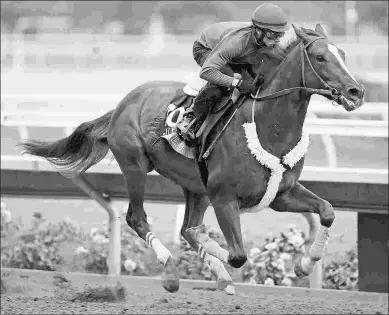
[271, 181, 335, 278]
[181, 189, 235, 295]
[187, 196, 247, 269]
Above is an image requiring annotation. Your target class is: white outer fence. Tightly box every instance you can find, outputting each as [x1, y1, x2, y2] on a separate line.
[2, 94, 387, 169]
[1, 93, 387, 119]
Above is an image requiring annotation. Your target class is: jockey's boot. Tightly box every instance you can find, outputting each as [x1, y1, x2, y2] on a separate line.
[181, 84, 224, 140]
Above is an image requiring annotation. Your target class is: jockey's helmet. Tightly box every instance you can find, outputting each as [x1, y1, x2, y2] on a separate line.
[251, 3, 289, 33]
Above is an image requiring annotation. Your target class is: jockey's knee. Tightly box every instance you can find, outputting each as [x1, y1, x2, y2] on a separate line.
[193, 84, 224, 117]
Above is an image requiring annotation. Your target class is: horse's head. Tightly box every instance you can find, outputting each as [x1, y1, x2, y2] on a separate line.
[293, 24, 365, 111]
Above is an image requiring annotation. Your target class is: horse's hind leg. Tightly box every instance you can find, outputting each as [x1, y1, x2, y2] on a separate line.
[109, 143, 179, 293]
[180, 189, 235, 295]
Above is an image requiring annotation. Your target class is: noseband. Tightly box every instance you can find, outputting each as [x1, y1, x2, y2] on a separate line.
[251, 36, 342, 104]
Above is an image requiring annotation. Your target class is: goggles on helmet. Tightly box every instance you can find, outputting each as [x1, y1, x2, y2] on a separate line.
[263, 29, 285, 40]
[252, 23, 285, 40]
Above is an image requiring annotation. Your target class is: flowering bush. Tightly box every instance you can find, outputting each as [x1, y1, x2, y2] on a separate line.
[2, 209, 83, 271]
[1, 202, 21, 261]
[75, 216, 158, 276]
[323, 249, 358, 291]
[241, 224, 306, 286]
[0, 203, 361, 291]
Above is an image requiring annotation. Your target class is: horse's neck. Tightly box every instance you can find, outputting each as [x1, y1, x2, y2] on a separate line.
[260, 47, 310, 125]
[250, 46, 311, 152]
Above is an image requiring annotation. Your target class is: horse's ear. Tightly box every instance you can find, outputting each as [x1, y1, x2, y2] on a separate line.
[315, 23, 327, 38]
[292, 24, 310, 45]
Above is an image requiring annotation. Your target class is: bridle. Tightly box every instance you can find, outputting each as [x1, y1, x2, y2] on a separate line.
[300, 37, 343, 106]
[250, 36, 343, 105]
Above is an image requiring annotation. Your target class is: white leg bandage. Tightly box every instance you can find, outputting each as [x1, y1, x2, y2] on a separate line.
[299, 225, 330, 275]
[199, 245, 228, 276]
[309, 225, 330, 261]
[196, 233, 229, 263]
[146, 232, 172, 265]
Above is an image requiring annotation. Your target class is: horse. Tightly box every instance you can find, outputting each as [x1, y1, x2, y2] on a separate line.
[20, 24, 365, 294]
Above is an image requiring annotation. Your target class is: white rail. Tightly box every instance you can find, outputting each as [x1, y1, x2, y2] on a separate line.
[1, 103, 388, 120]
[2, 113, 387, 138]
[1, 94, 387, 120]
[1, 106, 388, 171]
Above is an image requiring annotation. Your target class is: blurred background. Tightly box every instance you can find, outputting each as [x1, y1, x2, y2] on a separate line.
[1, 1, 388, 284]
[1, 1, 388, 76]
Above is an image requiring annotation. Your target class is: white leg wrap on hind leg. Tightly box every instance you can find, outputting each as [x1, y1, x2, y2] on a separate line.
[309, 225, 330, 261]
[146, 232, 171, 265]
[199, 246, 229, 278]
[196, 234, 229, 263]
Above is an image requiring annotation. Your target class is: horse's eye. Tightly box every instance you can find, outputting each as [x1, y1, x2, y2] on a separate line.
[316, 55, 325, 62]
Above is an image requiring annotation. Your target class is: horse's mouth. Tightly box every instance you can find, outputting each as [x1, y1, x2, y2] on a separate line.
[336, 95, 363, 112]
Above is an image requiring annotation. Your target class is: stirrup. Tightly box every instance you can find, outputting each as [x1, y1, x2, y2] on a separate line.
[183, 105, 194, 118]
[179, 118, 197, 140]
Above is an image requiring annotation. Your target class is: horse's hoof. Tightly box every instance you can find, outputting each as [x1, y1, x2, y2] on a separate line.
[217, 278, 234, 291]
[161, 257, 180, 293]
[294, 258, 310, 279]
[224, 285, 235, 295]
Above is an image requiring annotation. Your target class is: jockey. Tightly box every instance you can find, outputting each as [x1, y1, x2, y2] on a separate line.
[184, 3, 289, 137]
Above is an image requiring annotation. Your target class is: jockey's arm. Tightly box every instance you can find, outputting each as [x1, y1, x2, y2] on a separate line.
[199, 37, 246, 89]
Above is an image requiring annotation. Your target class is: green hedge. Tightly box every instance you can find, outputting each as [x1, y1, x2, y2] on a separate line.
[1, 203, 358, 291]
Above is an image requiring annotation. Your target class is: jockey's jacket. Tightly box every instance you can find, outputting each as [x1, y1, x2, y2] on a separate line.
[197, 21, 267, 88]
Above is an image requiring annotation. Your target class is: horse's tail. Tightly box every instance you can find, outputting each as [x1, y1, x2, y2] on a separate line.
[19, 110, 114, 175]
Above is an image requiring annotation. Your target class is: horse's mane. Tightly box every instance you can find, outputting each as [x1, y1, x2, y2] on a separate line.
[261, 27, 322, 63]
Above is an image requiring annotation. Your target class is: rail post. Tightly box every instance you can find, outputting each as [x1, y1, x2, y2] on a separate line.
[71, 175, 121, 276]
[174, 204, 185, 244]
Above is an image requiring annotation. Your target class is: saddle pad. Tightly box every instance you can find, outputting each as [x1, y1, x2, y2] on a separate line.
[161, 104, 195, 159]
[162, 131, 195, 159]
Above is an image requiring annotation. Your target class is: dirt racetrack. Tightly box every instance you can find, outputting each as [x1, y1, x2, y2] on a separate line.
[1, 268, 387, 314]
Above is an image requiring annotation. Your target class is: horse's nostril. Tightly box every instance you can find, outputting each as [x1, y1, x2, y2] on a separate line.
[348, 87, 361, 99]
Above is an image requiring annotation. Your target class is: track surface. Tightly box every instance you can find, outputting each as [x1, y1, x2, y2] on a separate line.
[1, 269, 388, 314]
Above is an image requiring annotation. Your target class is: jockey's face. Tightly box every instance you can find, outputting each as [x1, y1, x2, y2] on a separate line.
[255, 27, 284, 47]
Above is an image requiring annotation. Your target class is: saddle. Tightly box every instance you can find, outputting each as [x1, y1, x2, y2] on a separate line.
[162, 72, 242, 162]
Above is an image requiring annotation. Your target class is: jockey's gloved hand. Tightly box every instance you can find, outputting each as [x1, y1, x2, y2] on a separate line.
[236, 79, 257, 95]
